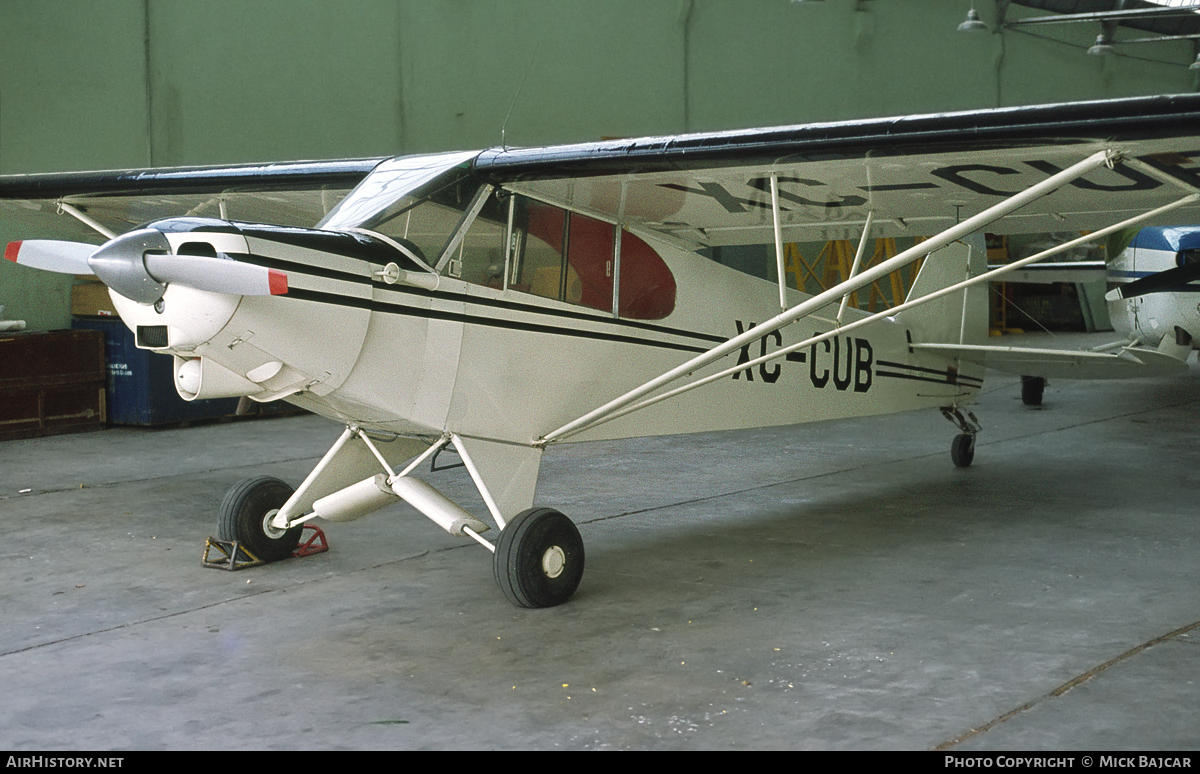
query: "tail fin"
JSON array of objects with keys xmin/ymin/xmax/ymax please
[{"xmin": 897, "ymin": 234, "xmax": 989, "ymax": 346}]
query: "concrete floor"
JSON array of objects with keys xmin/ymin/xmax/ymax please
[{"xmin": 2, "ymin": 336, "xmax": 1199, "ymax": 750}]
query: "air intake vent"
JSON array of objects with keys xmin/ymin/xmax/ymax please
[{"xmin": 136, "ymin": 325, "xmax": 169, "ymax": 349}]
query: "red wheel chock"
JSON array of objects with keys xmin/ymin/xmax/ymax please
[{"xmin": 293, "ymin": 524, "xmax": 329, "ymax": 558}]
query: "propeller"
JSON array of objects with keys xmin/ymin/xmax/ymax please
[
  {"xmin": 144, "ymin": 253, "xmax": 288, "ymax": 297},
  {"xmin": 6, "ymin": 229, "xmax": 287, "ymax": 303},
  {"xmin": 5, "ymin": 239, "xmax": 97, "ymax": 275},
  {"xmin": 1105, "ymin": 262, "xmax": 1200, "ymax": 301}
]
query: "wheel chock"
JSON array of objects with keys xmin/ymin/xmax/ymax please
[
  {"xmin": 202, "ymin": 538, "xmax": 265, "ymax": 571},
  {"xmin": 202, "ymin": 525, "xmax": 329, "ymax": 570},
  {"xmin": 293, "ymin": 524, "xmax": 329, "ymax": 558}
]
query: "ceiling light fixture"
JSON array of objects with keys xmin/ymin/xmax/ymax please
[{"xmin": 958, "ymin": 8, "xmax": 989, "ymax": 32}]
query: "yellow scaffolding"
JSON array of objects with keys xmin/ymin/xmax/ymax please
[{"xmin": 784, "ymin": 238, "xmax": 926, "ymax": 312}]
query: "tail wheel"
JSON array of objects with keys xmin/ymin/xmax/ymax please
[
  {"xmin": 951, "ymin": 433, "xmax": 975, "ymax": 468},
  {"xmin": 493, "ymin": 507, "xmax": 584, "ymax": 609},
  {"xmin": 218, "ymin": 476, "xmax": 303, "ymax": 562}
]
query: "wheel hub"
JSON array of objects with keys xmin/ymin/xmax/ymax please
[
  {"xmin": 262, "ymin": 509, "xmax": 287, "ymax": 540},
  {"xmin": 542, "ymin": 545, "xmax": 566, "ymax": 578}
]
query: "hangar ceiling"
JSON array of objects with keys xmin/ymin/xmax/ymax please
[{"xmin": 1007, "ymin": 0, "xmax": 1200, "ymax": 35}]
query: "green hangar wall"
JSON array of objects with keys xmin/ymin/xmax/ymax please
[{"xmin": 1, "ymin": 0, "xmax": 1195, "ymax": 330}]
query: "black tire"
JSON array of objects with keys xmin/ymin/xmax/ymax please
[
  {"xmin": 493, "ymin": 507, "xmax": 584, "ymax": 609},
  {"xmin": 1021, "ymin": 375, "xmax": 1045, "ymax": 406},
  {"xmin": 951, "ymin": 433, "xmax": 975, "ymax": 468},
  {"xmin": 217, "ymin": 476, "xmax": 303, "ymax": 563}
]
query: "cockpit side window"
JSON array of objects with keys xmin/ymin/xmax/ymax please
[
  {"xmin": 617, "ymin": 228, "xmax": 676, "ymax": 321},
  {"xmin": 442, "ymin": 187, "xmax": 509, "ymax": 287}
]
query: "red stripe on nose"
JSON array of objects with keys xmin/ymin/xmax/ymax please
[{"xmin": 268, "ymin": 269, "xmax": 288, "ymax": 295}]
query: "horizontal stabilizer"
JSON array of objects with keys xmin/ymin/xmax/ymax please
[
  {"xmin": 988, "ymin": 261, "xmax": 1106, "ymax": 285},
  {"xmin": 912, "ymin": 342, "xmax": 1188, "ymax": 379}
]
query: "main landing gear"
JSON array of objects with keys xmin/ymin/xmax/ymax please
[
  {"xmin": 215, "ymin": 428, "xmax": 585, "ymax": 609},
  {"xmin": 217, "ymin": 476, "xmax": 304, "ymax": 562},
  {"xmin": 494, "ymin": 507, "xmax": 585, "ymax": 609}
]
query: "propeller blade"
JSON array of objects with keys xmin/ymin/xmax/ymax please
[
  {"xmin": 143, "ymin": 253, "xmax": 288, "ymax": 296},
  {"xmin": 1107, "ymin": 262, "xmax": 1200, "ymax": 300},
  {"xmin": 4, "ymin": 240, "xmax": 97, "ymax": 275}
]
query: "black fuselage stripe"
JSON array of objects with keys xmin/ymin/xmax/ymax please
[
  {"xmin": 877, "ymin": 359, "xmax": 983, "ymax": 385},
  {"xmin": 283, "ymin": 287, "xmax": 713, "ymax": 354},
  {"xmin": 236, "ymin": 252, "xmax": 728, "ymax": 346},
  {"xmin": 876, "ymin": 370, "xmax": 982, "ymax": 387}
]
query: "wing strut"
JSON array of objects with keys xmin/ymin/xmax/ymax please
[
  {"xmin": 838, "ymin": 209, "xmax": 875, "ymax": 326},
  {"xmin": 57, "ymin": 201, "xmax": 116, "ymax": 240},
  {"xmin": 769, "ymin": 172, "xmax": 787, "ymax": 311},
  {"xmin": 538, "ymin": 149, "xmax": 1186, "ymax": 445}
]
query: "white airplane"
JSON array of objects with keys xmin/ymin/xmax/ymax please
[
  {"xmin": 989, "ymin": 222, "xmax": 1200, "ymax": 405},
  {"xmin": 1105, "ymin": 224, "xmax": 1200, "ymax": 356},
  {"xmin": 4, "ymin": 94, "xmax": 1200, "ymax": 608}
]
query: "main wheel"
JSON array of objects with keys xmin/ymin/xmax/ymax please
[
  {"xmin": 493, "ymin": 507, "xmax": 584, "ymax": 609},
  {"xmin": 217, "ymin": 476, "xmax": 303, "ymax": 562},
  {"xmin": 951, "ymin": 433, "xmax": 975, "ymax": 468}
]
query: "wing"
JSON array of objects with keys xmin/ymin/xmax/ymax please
[
  {"xmin": 0, "ymin": 157, "xmax": 386, "ymax": 241},
  {"xmin": 474, "ymin": 94, "xmax": 1200, "ymax": 248}
]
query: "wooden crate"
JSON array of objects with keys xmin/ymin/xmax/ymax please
[{"xmin": 0, "ymin": 329, "xmax": 106, "ymax": 441}]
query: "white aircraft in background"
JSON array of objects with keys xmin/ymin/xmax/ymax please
[
  {"xmin": 4, "ymin": 94, "xmax": 1200, "ymax": 607},
  {"xmin": 992, "ymin": 223, "xmax": 1200, "ymax": 405},
  {"xmin": 1106, "ymin": 224, "xmax": 1200, "ymax": 355}
]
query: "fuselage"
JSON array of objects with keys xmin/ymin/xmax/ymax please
[{"xmin": 106, "ymin": 153, "xmax": 985, "ymax": 446}]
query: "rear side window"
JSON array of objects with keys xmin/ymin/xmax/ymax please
[{"xmin": 509, "ymin": 196, "xmax": 675, "ymax": 320}]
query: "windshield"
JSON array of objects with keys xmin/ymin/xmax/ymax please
[{"xmin": 318, "ymin": 150, "xmax": 479, "ymax": 234}]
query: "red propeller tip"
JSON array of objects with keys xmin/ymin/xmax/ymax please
[
  {"xmin": 4, "ymin": 242, "xmax": 21, "ymax": 262},
  {"xmin": 268, "ymin": 269, "xmax": 288, "ymax": 295}
]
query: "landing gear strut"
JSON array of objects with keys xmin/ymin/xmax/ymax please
[{"xmin": 217, "ymin": 428, "xmax": 586, "ymax": 607}]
